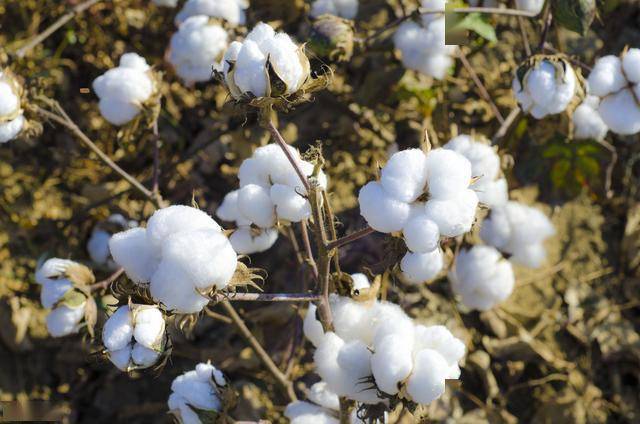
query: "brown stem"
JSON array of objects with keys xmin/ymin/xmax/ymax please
[
  {"xmin": 492, "ymin": 107, "xmax": 521, "ymax": 145},
  {"xmin": 326, "ymin": 226, "xmax": 375, "ymax": 250},
  {"xmin": 286, "ymin": 226, "xmax": 305, "ymax": 266},
  {"xmin": 151, "ymin": 119, "xmax": 163, "ymax": 206},
  {"xmin": 221, "ymin": 300, "xmax": 297, "ymax": 402},
  {"xmin": 537, "ymin": 6, "xmax": 553, "ymax": 52},
  {"xmin": 89, "ymin": 268, "xmax": 124, "ymax": 291},
  {"xmin": 322, "ymin": 190, "xmax": 342, "ymax": 274},
  {"xmin": 458, "ymin": 49, "xmax": 505, "ymax": 124},
  {"xmin": 517, "ymin": 15, "xmax": 532, "ymax": 57},
  {"xmin": 339, "ymin": 398, "xmax": 354, "ymax": 424},
  {"xmin": 213, "ymin": 292, "xmax": 321, "ymax": 302},
  {"xmin": 15, "ymin": 0, "xmax": 103, "ymax": 58},
  {"xmin": 300, "ymin": 220, "xmax": 319, "ymax": 281},
  {"xmin": 266, "ymin": 120, "xmax": 310, "ymax": 193},
  {"xmin": 594, "ymin": 138, "xmax": 617, "ymax": 199}
]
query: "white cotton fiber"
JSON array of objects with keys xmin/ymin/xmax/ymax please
[
  {"xmin": 109, "ymin": 227, "xmax": 159, "ymax": 284},
  {"xmin": 0, "ymin": 114, "xmax": 25, "ymax": 144},
  {"xmin": 170, "ymin": 363, "xmax": 224, "ymax": 412},
  {"xmin": 413, "ymin": 324, "xmax": 465, "ymax": 378},
  {"xmin": 406, "ymin": 348, "xmax": 449, "ymax": 404},
  {"xmin": 598, "ymin": 88, "xmax": 640, "ymax": 135},
  {"xmin": 237, "ymin": 184, "xmax": 276, "ymax": 228},
  {"xmin": 358, "ymin": 181, "xmax": 411, "ymax": 233},
  {"xmin": 371, "ymin": 334, "xmax": 414, "ymax": 394},
  {"xmin": 310, "ymin": 0, "xmax": 359, "ymax": 19},
  {"xmin": 46, "ymin": 304, "xmax": 85, "ymax": 337},
  {"xmin": 400, "ymin": 248, "xmax": 443, "ymax": 284},
  {"xmin": 216, "ymin": 190, "xmax": 251, "ymax": 226},
  {"xmin": 514, "ymin": 0, "xmax": 544, "ymax": 14},
  {"xmin": 424, "ymin": 189, "xmax": 478, "ymax": 237},
  {"xmin": 425, "ymin": 148, "xmax": 473, "ymax": 199},
  {"xmin": 350, "ymin": 273, "xmax": 370, "ymax": 292},
  {"xmin": 169, "ymin": 15, "xmax": 229, "ymax": 84},
  {"xmin": 175, "ymin": 0, "xmax": 248, "ymax": 26},
  {"xmin": 146, "ymin": 205, "xmax": 222, "ymax": 253},
  {"xmin": 622, "ymin": 48, "xmax": 640, "ymax": 84},
  {"xmin": 108, "ymin": 345, "xmax": 133, "ymax": 371},
  {"xmin": 329, "ymin": 295, "xmax": 374, "ymax": 344},
  {"xmin": 131, "ymin": 343, "xmax": 160, "ymax": 367},
  {"xmin": 380, "ymin": 148, "xmax": 428, "ymax": 203},
  {"xmin": 304, "ymin": 303, "xmax": 325, "ymax": 348},
  {"xmin": 35, "ymin": 258, "xmax": 77, "ymax": 285},
  {"xmin": 587, "ymin": 55, "xmax": 626, "ymax": 97},
  {"xmin": 0, "ymin": 72, "xmax": 24, "ymax": 144},
  {"xmin": 573, "ymin": 95, "xmax": 608, "ymax": 140},
  {"xmin": 102, "ymin": 305, "xmax": 134, "ymax": 351},
  {"xmin": 133, "ymin": 306, "xmax": 166, "ymax": 348},
  {"xmin": 402, "ymin": 212, "xmax": 440, "ymax": 253},
  {"xmin": 284, "ymin": 401, "xmax": 339, "ymax": 424},
  {"xmin": 0, "ymin": 80, "xmax": 19, "ymax": 117},
  {"xmin": 92, "ymin": 53, "xmax": 154, "ymax": 125},
  {"xmin": 308, "ymin": 381, "xmax": 340, "ymax": 411},
  {"xmin": 40, "ymin": 279, "xmax": 73, "ymax": 309},
  {"xmin": 270, "ymin": 183, "xmax": 311, "ymax": 222},
  {"xmin": 150, "ymin": 260, "xmax": 213, "ymax": 313},
  {"xmin": 229, "ymin": 226, "xmax": 279, "ymax": 255},
  {"xmin": 450, "ymin": 245, "xmax": 515, "ymax": 311}
]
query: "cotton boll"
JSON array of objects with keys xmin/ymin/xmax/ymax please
[
  {"xmin": 87, "ymin": 228, "xmax": 111, "ymax": 265},
  {"xmin": 217, "ymin": 190, "xmax": 251, "ymax": 226},
  {"xmin": 425, "ymin": 149, "xmax": 472, "ymax": 199},
  {"xmin": 311, "ymin": 0, "xmax": 358, "ymax": 19},
  {"xmin": 380, "ymin": 149, "xmax": 428, "ymax": 203},
  {"xmin": 170, "ymin": 366, "xmax": 223, "ymax": 412},
  {"xmin": 109, "ymin": 228, "xmax": 159, "ymax": 284},
  {"xmin": 229, "ymin": 226, "xmax": 279, "ymax": 255},
  {"xmin": 400, "ymin": 249, "xmax": 443, "ymax": 284},
  {"xmin": 598, "ymin": 88, "xmax": 640, "ymax": 135},
  {"xmin": 358, "ymin": 181, "xmax": 411, "ymax": 233},
  {"xmin": 133, "ymin": 307, "xmax": 165, "ymax": 349},
  {"xmin": 35, "ymin": 258, "xmax": 77, "ymax": 285},
  {"xmin": 0, "ymin": 115, "xmax": 25, "ymax": 143},
  {"xmin": 150, "ymin": 260, "xmax": 211, "ymax": 313},
  {"xmin": 234, "ymin": 39, "xmax": 268, "ymax": 97},
  {"xmin": 510, "ymin": 242, "xmax": 547, "ymax": 268},
  {"xmin": 131, "ymin": 343, "xmax": 161, "ymax": 367},
  {"xmin": 450, "ymin": 245, "xmax": 515, "ymax": 311},
  {"xmin": 330, "ymin": 295, "xmax": 373, "ymax": 343},
  {"xmin": 46, "ymin": 304, "xmax": 85, "ymax": 337},
  {"xmin": 102, "ymin": 305, "xmax": 134, "ymax": 352},
  {"xmin": 587, "ymin": 55, "xmax": 627, "ymax": 97},
  {"xmin": 402, "ymin": 213, "xmax": 440, "ymax": 253},
  {"xmin": 406, "ymin": 349, "xmax": 449, "ymax": 404},
  {"xmin": 351, "ymin": 273, "xmax": 370, "ymax": 292},
  {"xmin": 237, "ymin": 184, "xmax": 276, "ymax": 228},
  {"xmin": 108, "ymin": 345, "xmax": 133, "ymax": 371},
  {"xmin": 41, "ymin": 279, "xmax": 73, "ymax": 309},
  {"xmin": 479, "ymin": 207, "xmax": 511, "ymax": 250},
  {"xmin": 514, "ymin": 60, "xmax": 577, "ymax": 118},
  {"xmin": 304, "ymin": 303, "xmax": 325, "ymax": 347},
  {"xmin": 444, "ymin": 135, "xmax": 501, "ymax": 187},
  {"xmin": 261, "ymin": 33, "xmax": 306, "ymax": 95},
  {"xmin": 285, "ymin": 401, "xmax": 339, "ymax": 424},
  {"xmin": 573, "ymin": 95, "xmax": 609, "ymax": 140},
  {"xmin": 238, "ymin": 157, "xmax": 271, "ymax": 188},
  {"xmin": 413, "ymin": 325, "xmax": 465, "ymax": 377},
  {"xmin": 514, "ymin": 0, "xmax": 544, "ymax": 14},
  {"xmin": 159, "ymin": 229, "xmax": 237, "ymax": 290},
  {"xmin": 622, "ymin": 48, "xmax": 640, "ymax": 84},
  {"xmin": 175, "ymin": 0, "xmax": 248, "ymax": 26},
  {"xmin": 308, "ymin": 381, "xmax": 341, "ymax": 411},
  {"xmin": 270, "ymin": 184, "xmax": 311, "ymax": 222},
  {"xmin": 424, "ymin": 189, "xmax": 478, "ymax": 237},
  {"xmin": 0, "ymin": 80, "xmax": 19, "ymax": 117},
  {"xmin": 146, "ymin": 205, "xmax": 222, "ymax": 254},
  {"xmin": 169, "ymin": 16, "xmax": 229, "ymax": 84},
  {"xmin": 477, "ymin": 178, "xmax": 509, "ymax": 209},
  {"xmin": 371, "ymin": 334, "xmax": 414, "ymax": 395},
  {"xmin": 97, "ymin": 98, "xmax": 141, "ymax": 126}
]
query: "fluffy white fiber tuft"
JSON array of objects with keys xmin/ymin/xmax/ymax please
[
  {"xmin": 175, "ymin": 0, "xmax": 248, "ymax": 26},
  {"xmin": 310, "ymin": 0, "xmax": 359, "ymax": 19},
  {"xmin": 168, "ymin": 362, "xmax": 226, "ymax": 424},
  {"xmin": 0, "ymin": 71, "xmax": 25, "ymax": 144}
]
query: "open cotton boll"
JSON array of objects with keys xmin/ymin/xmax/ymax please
[
  {"xmin": 46, "ymin": 304, "xmax": 85, "ymax": 337},
  {"xmin": 109, "ymin": 228, "xmax": 159, "ymax": 284},
  {"xmin": 131, "ymin": 343, "xmax": 160, "ymax": 368},
  {"xmin": 35, "ymin": 258, "xmax": 78, "ymax": 285},
  {"xmin": 0, "ymin": 72, "xmax": 24, "ymax": 144},
  {"xmin": 402, "ymin": 213, "xmax": 440, "ymax": 253},
  {"xmin": 175, "ymin": 0, "xmax": 248, "ymax": 26},
  {"xmin": 109, "ymin": 345, "xmax": 133, "ymax": 371},
  {"xmin": 169, "ymin": 15, "xmax": 229, "ymax": 84},
  {"xmin": 284, "ymin": 401, "xmax": 339, "ymax": 424},
  {"xmin": 424, "ymin": 189, "xmax": 478, "ymax": 237},
  {"xmin": 159, "ymin": 229, "xmax": 237, "ymax": 290},
  {"xmin": 573, "ymin": 95, "xmax": 609, "ymax": 140},
  {"xmin": 425, "ymin": 149, "xmax": 473, "ymax": 200},
  {"xmin": 587, "ymin": 55, "xmax": 626, "ymax": 97},
  {"xmin": 413, "ymin": 325, "xmax": 465, "ymax": 378},
  {"xmin": 237, "ymin": 184, "xmax": 276, "ymax": 228},
  {"xmin": 514, "ymin": 0, "xmax": 544, "ymax": 14},
  {"xmin": 0, "ymin": 114, "xmax": 25, "ymax": 143},
  {"xmin": 351, "ymin": 273, "xmax": 370, "ymax": 292},
  {"xmin": 229, "ymin": 226, "xmax": 278, "ymax": 254},
  {"xmin": 270, "ymin": 184, "xmax": 311, "ymax": 222},
  {"xmin": 513, "ymin": 59, "xmax": 577, "ymax": 119},
  {"xmin": 92, "ymin": 53, "xmax": 154, "ymax": 125},
  {"xmin": 406, "ymin": 348, "xmax": 449, "ymax": 404},
  {"xmin": 371, "ymin": 334, "xmax": 414, "ymax": 395},
  {"xmin": 146, "ymin": 205, "xmax": 222, "ymax": 253},
  {"xmin": 87, "ymin": 228, "xmax": 111, "ymax": 265},
  {"xmin": 169, "ymin": 363, "xmax": 224, "ymax": 421},
  {"xmin": 598, "ymin": 88, "xmax": 640, "ymax": 135},
  {"xmin": 0, "ymin": 79, "xmax": 20, "ymax": 117},
  {"xmin": 476, "ymin": 178, "xmax": 509, "ymax": 209},
  {"xmin": 310, "ymin": 0, "xmax": 359, "ymax": 19},
  {"xmin": 400, "ymin": 248, "xmax": 443, "ymax": 284},
  {"xmin": 380, "ymin": 149, "xmax": 428, "ymax": 203},
  {"xmin": 150, "ymin": 261, "xmax": 211, "ymax": 313},
  {"xmin": 358, "ymin": 181, "xmax": 411, "ymax": 233},
  {"xmin": 304, "ymin": 303, "xmax": 325, "ymax": 347},
  {"xmin": 133, "ymin": 307, "xmax": 166, "ymax": 349},
  {"xmin": 216, "ymin": 190, "xmax": 251, "ymax": 226},
  {"xmin": 622, "ymin": 48, "xmax": 640, "ymax": 84},
  {"xmin": 40, "ymin": 280, "xmax": 73, "ymax": 309},
  {"xmin": 510, "ymin": 242, "xmax": 547, "ymax": 268},
  {"xmin": 329, "ymin": 295, "xmax": 375, "ymax": 344},
  {"xmin": 103, "ymin": 305, "xmax": 134, "ymax": 351},
  {"xmin": 308, "ymin": 381, "xmax": 341, "ymax": 411},
  {"xmin": 450, "ymin": 245, "xmax": 515, "ymax": 311}
]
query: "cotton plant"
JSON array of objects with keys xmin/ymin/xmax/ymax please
[
  {"xmin": 514, "ymin": 0, "xmax": 545, "ymax": 15},
  {"xmin": 102, "ymin": 304, "xmax": 167, "ymax": 371},
  {"xmin": 0, "ymin": 70, "xmax": 25, "ymax": 144},
  {"xmin": 87, "ymin": 214, "xmax": 138, "ymax": 269},
  {"xmin": 449, "ymin": 245, "xmax": 515, "ymax": 311},
  {"xmin": 310, "ymin": 0, "xmax": 359, "ymax": 20},
  {"xmin": 285, "ymin": 382, "xmax": 370, "ymax": 423},
  {"xmin": 480, "ymin": 201, "xmax": 555, "ymax": 269},
  {"xmin": 572, "ymin": 95, "xmax": 609, "ymax": 141},
  {"xmin": 513, "ymin": 56, "xmax": 578, "ymax": 119},
  {"xmin": 443, "ymin": 134, "xmax": 509, "ymax": 209},
  {"xmin": 586, "ymin": 48, "xmax": 640, "ymax": 135},
  {"xmin": 168, "ymin": 15, "xmax": 229, "ymax": 84},
  {"xmin": 358, "ymin": 147, "xmax": 479, "ymax": 284},
  {"xmin": 108, "ymin": 205, "xmax": 238, "ymax": 313},
  {"xmin": 35, "ymin": 258, "xmax": 97, "ymax": 338},
  {"xmin": 304, "ymin": 274, "xmax": 465, "ymax": 416},
  {"xmin": 92, "ymin": 53, "xmax": 158, "ymax": 126},
  {"xmin": 393, "ymin": 0, "xmax": 456, "ymax": 80},
  {"xmin": 168, "ymin": 362, "xmax": 235, "ymax": 424},
  {"xmin": 216, "ymin": 143, "xmax": 327, "ymax": 254},
  {"xmin": 175, "ymin": 0, "xmax": 248, "ymax": 26}
]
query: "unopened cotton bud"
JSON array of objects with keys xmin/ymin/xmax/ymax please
[
  {"xmin": 400, "ymin": 248, "xmax": 443, "ymax": 284},
  {"xmin": 358, "ymin": 181, "xmax": 411, "ymax": 233},
  {"xmin": 175, "ymin": 0, "xmax": 248, "ymax": 26}
]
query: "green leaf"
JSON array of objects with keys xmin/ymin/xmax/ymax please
[
  {"xmin": 451, "ymin": 13, "xmax": 497, "ymax": 43},
  {"xmin": 543, "ymin": 144, "xmax": 571, "ymax": 159},
  {"xmin": 576, "ymin": 155, "xmax": 600, "ymax": 178},
  {"xmin": 552, "ymin": 0, "xmax": 597, "ymax": 35},
  {"xmin": 551, "ymin": 160, "xmax": 571, "ymax": 189}
]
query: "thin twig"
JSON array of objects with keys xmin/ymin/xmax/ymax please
[
  {"xmin": 221, "ymin": 300, "xmax": 297, "ymax": 402},
  {"xmin": 89, "ymin": 268, "xmax": 124, "ymax": 291},
  {"xmin": 286, "ymin": 226, "xmax": 305, "ymax": 266},
  {"xmin": 322, "ymin": 190, "xmax": 342, "ymax": 274},
  {"xmin": 517, "ymin": 16, "xmax": 532, "ymax": 57},
  {"xmin": 326, "ymin": 226, "xmax": 375, "ymax": 250},
  {"xmin": 458, "ymin": 49, "xmax": 505, "ymax": 124},
  {"xmin": 301, "ymin": 219, "xmax": 319, "ymax": 281},
  {"xmin": 492, "ymin": 107, "xmax": 521, "ymax": 145},
  {"xmin": 537, "ymin": 6, "xmax": 553, "ymax": 52},
  {"xmin": 594, "ymin": 138, "xmax": 618, "ymax": 199},
  {"xmin": 213, "ymin": 292, "xmax": 321, "ymax": 302},
  {"xmin": 151, "ymin": 119, "xmax": 163, "ymax": 206},
  {"xmin": 266, "ymin": 120, "xmax": 310, "ymax": 193},
  {"xmin": 15, "ymin": 0, "xmax": 103, "ymax": 58}
]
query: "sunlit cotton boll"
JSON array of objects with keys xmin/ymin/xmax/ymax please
[
  {"xmin": 87, "ymin": 214, "xmax": 137, "ymax": 269},
  {"xmin": 175, "ymin": 0, "xmax": 248, "ymax": 26},
  {"xmin": 400, "ymin": 248, "xmax": 443, "ymax": 284},
  {"xmin": 310, "ymin": 0, "xmax": 359, "ymax": 20},
  {"xmin": 102, "ymin": 304, "xmax": 166, "ymax": 371},
  {"xmin": 0, "ymin": 71, "xmax": 25, "ymax": 144},
  {"xmin": 450, "ymin": 245, "xmax": 515, "ymax": 311},
  {"xmin": 513, "ymin": 59, "xmax": 577, "ymax": 119},
  {"xmin": 358, "ymin": 181, "xmax": 411, "ymax": 233},
  {"xmin": 514, "ymin": 0, "xmax": 544, "ymax": 14},
  {"xmin": 46, "ymin": 305, "xmax": 86, "ymax": 338},
  {"xmin": 92, "ymin": 53, "xmax": 155, "ymax": 125},
  {"xmin": 169, "ymin": 15, "xmax": 229, "ymax": 84},
  {"xmin": 572, "ymin": 95, "xmax": 609, "ymax": 140},
  {"xmin": 168, "ymin": 362, "xmax": 227, "ymax": 424},
  {"xmin": 229, "ymin": 226, "xmax": 279, "ymax": 255},
  {"xmin": 223, "ymin": 22, "xmax": 310, "ymax": 99},
  {"xmin": 480, "ymin": 201, "xmax": 555, "ymax": 268}
]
